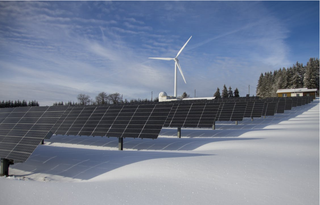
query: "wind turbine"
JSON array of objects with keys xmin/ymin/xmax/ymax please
[{"xmin": 149, "ymin": 36, "xmax": 192, "ymax": 97}]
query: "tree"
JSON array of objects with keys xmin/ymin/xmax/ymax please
[
  {"xmin": 304, "ymin": 58, "xmax": 319, "ymax": 89},
  {"xmin": 278, "ymin": 68, "xmax": 287, "ymax": 89},
  {"xmin": 214, "ymin": 87, "xmax": 221, "ymax": 99},
  {"xmin": 234, "ymin": 88, "xmax": 239, "ymax": 97},
  {"xmin": 256, "ymin": 73, "xmax": 264, "ymax": 97},
  {"xmin": 181, "ymin": 92, "xmax": 189, "ymax": 98},
  {"xmin": 107, "ymin": 93, "xmax": 123, "ymax": 104},
  {"xmin": 96, "ymin": 92, "xmax": 108, "ymax": 105},
  {"xmin": 228, "ymin": 86, "xmax": 233, "ymax": 98},
  {"xmin": 290, "ymin": 62, "xmax": 304, "ymax": 88},
  {"xmin": 77, "ymin": 94, "xmax": 91, "ymax": 105},
  {"xmin": 222, "ymin": 85, "xmax": 228, "ymax": 98}
]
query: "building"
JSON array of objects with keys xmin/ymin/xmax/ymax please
[
  {"xmin": 276, "ymin": 88, "xmax": 318, "ymax": 99},
  {"xmin": 158, "ymin": 92, "xmax": 215, "ymax": 102}
]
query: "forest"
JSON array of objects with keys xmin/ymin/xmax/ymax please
[
  {"xmin": 256, "ymin": 58, "xmax": 319, "ymax": 98},
  {"xmin": 0, "ymin": 100, "xmax": 39, "ymax": 108}
]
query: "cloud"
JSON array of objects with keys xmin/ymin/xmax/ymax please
[{"xmin": 0, "ymin": 1, "xmax": 317, "ymax": 105}]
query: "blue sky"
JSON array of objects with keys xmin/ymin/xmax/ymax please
[{"xmin": 0, "ymin": 1, "xmax": 319, "ymax": 106}]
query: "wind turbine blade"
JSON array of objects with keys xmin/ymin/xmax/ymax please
[
  {"xmin": 149, "ymin": 57, "xmax": 174, "ymax": 61},
  {"xmin": 175, "ymin": 36, "xmax": 192, "ymax": 58},
  {"xmin": 176, "ymin": 62, "xmax": 187, "ymax": 84}
]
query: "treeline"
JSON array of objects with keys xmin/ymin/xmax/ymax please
[
  {"xmin": 257, "ymin": 58, "xmax": 319, "ymax": 98},
  {"xmin": 0, "ymin": 100, "xmax": 39, "ymax": 108},
  {"xmin": 213, "ymin": 85, "xmax": 240, "ymax": 99},
  {"xmin": 53, "ymin": 92, "xmax": 159, "ymax": 106}
]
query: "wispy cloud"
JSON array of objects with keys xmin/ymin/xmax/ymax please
[{"xmin": 0, "ymin": 1, "xmax": 318, "ymax": 105}]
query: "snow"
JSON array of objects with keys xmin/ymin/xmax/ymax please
[{"xmin": 0, "ymin": 99, "xmax": 319, "ymax": 205}]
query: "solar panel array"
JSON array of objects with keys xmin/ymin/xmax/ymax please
[
  {"xmin": 164, "ymin": 102, "xmax": 221, "ymax": 128},
  {"xmin": 0, "ymin": 104, "xmax": 172, "ymax": 163},
  {"xmin": 0, "ymin": 96, "xmax": 314, "ymax": 166},
  {"xmin": 0, "ymin": 106, "xmax": 63, "ymax": 162}
]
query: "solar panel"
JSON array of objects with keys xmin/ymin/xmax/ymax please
[
  {"xmin": 198, "ymin": 103, "xmax": 221, "ymax": 128},
  {"xmin": 284, "ymin": 98, "xmax": 292, "ymax": 110},
  {"xmin": 52, "ymin": 107, "xmax": 73, "ymax": 135},
  {"xmin": 301, "ymin": 97, "xmax": 306, "ymax": 106},
  {"xmin": 78, "ymin": 107, "xmax": 103, "ymax": 136},
  {"xmin": 296, "ymin": 98, "xmax": 302, "ymax": 106},
  {"xmin": 216, "ymin": 103, "xmax": 235, "ymax": 121},
  {"xmin": 231, "ymin": 102, "xmax": 247, "ymax": 121},
  {"xmin": 251, "ymin": 101, "xmax": 265, "ymax": 118},
  {"xmin": 163, "ymin": 104, "xmax": 178, "ymax": 127},
  {"xmin": 170, "ymin": 104, "xmax": 192, "ymax": 128},
  {"xmin": 106, "ymin": 105, "xmax": 136, "ymax": 138},
  {"xmin": 244, "ymin": 102, "xmax": 254, "ymax": 118},
  {"xmin": 276, "ymin": 99, "xmax": 286, "ymax": 113},
  {"xmin": 264, "ymin": 102, "xmax": 277, "ymax": 116},
  {"xmin": 133, "ymin": 104, "xmax": 171, "ymax": 139},
  {"xmin": 183, "ymin": 103, "xmax": 205, "ymax": 128},
  {"xmin": 163, "ymin": 102, "xmax": 219, "ymax": 129},
  {"xmin": 0, "ymin": 106, "xmax": 58, "ymax": 163},
  {"xmin": 0, "ymin": 96, "xmax": 314, "ymax": 175}
]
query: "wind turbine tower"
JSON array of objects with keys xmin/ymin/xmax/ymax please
[{"xmin": 149, "ymin": 36, "xmax": 192, "ymax": 97}]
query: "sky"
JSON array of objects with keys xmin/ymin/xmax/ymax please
[{"xmin": 0, "ymin": 1, "xmax": 319, "ymax": 106}]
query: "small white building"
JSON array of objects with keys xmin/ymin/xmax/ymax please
[
  {"xmin": 276, "ymin": 88, "xmax": 317, "ymax": 99},
  {"xmin": 158, "ymin": 92, "xmax": 215, "ymax": 102}
]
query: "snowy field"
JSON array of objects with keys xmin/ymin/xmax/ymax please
[{"xmin": 1, "ymin": 99, "xmax": 319, "ymax": 205}]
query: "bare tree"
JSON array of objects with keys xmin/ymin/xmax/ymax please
[
  {"xmin": 96, "ymin": 92, "xmax": 108, "ymax": 105},
  {"xmin": 77, "ymin": 94, "xmax": 91, "ymax": 105},
  {"xmin": 107, "ymin": 93, "xmax": 123, "ymax": 104}
]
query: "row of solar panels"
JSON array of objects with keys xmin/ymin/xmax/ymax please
[{"xmin": 0, "ymin": 96, "xmax": 314, "ymax": 163}]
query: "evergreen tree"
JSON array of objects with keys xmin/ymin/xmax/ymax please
[
  {"xmin": 228, "ymin": 86, "xmax": 233, "ymax": 98},
  {"xmin": 234, "ymin": 88, "xmax": 239, "ymax": 97},
  {"xmin": 304, "ymin": 58, "xmax": 319, "ymax": 89},
  {"xmin": 256, "ymin": 58, "xmax": 319, "ymax": 97},
  {"xmin": 222, "ymin": 85, "xmax": 228, "ymax": 98},
  {"xmin": 286, "ymin": 68, "xmax": 294, "ymax": 88},
  {"xmin": 214, "ymin": 87, "xmax": 221, "ymax": 99},
  {"xmin": 279, "ymin": 68, "xmax": 288, "ymax": 89},
  {"xmin": 256, "ymin": 73, "xmax": 264, "ymax": 97}
]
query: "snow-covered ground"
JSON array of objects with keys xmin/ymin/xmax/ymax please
[{"xmin": 1, "ymin": 99, "xmax": 319, "ymax": 205}]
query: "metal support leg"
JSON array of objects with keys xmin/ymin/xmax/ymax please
[
  {"xmin": 235, "ymin": 121, "xmax": 238, "ymax": 125},
  {"xmin": 177, "ymin": 127, "xmax": 181, "ymax": 138},
  {"xmin": 251, "ymin": 117, "xmax": 253, "ymax": 121},
  {"xmin": 118, "ymin": 137, "xmax": 123, "ymax": 150},
  {"xmin": 1, "ymin": 158, "xmax": 12, "ymax": 176},
  {"xmin": 212, "ymin": 121, "xmax": 215, "ymax": 130}
]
